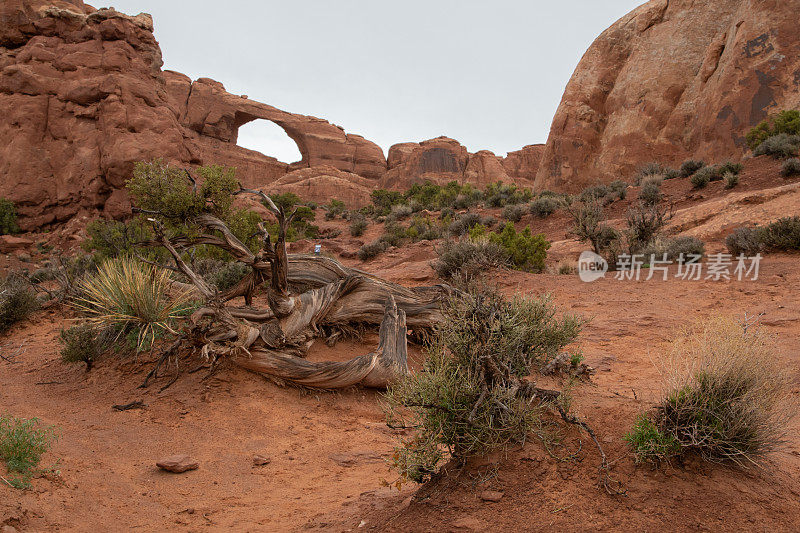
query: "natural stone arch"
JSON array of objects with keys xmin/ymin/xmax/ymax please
[{"xmin": 234, "ymin": 116, "xmax": 304, "ymax": 164}]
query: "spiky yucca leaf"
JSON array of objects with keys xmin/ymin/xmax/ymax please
[{"xmin": 73, "ymin": 256, "xmax": 193, "ymax": 351}]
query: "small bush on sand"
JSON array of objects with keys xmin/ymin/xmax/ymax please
[
  {"xmin": 626, "ymin": 202, "xmax": 669, "ymax": 251},
  {"xmin": 529, "ymin": 196, "xmax": 560, "ymax": 218},
  {"xmin": 781, "ymin": 158, "xmax": 800, "ymax": 177},
  {"xmin": 625, "ymin": 317, "xmax": 793, "ymax": 465},
  {"xmin": 753, "ymin": 133, "xmax": 800, "ymax": 159},
  {"xmin": 432, "ymin": 239, "xmax": 509, "ymax": 281},
  {"xmin": 0, "ymin": 275, "xmax": 39, "ymax": 333},
  {"xmin": 323, "ymin": 199, "xmax": 346, "ymax": 220},
  {"xmin": 502, "ymin": 204, "xmax": 526, "ymax": 222},
  {"xmin": 59, "ymin": 323, "xmax": 109, "ymax": 370},
  {"xmin": 484, "ymin": 182, "xmax": 532, "ymax": 207},
  {"xmin": 208, "ymin": 261, "xmax": 250, "ymax": 292},
  {"xmin": 357, "ymin": 240, "xmax": 389, "ymax": 261},
  {"xmin": 679, "ymin": 159, "xmax": 705, "ymax": 178},
  {"xmin": 485, "ymin": 223, "xmax": 550, "ymax": 273},
  {"xmin": 761, "ymin": 216, "xmax": 800, "ymax": 251},
  {"xmin": 0, "ymin": 198, "xmax": 20, "ymax": 235},
  {"xmin": 349, "ymin": 217, "xmax": 368, "ymax": 237},
  {"xmin": 725, "ymin": 227, "xmax": 764, "ymax": 256},
  {"xmin": 640, "ymin": 235, "xmax": 705, "ymax": 262},
  {"xmin": 73, "ymin": 257, "xmax": 194, "ymax": 352},
  {"xmin": 638, "ymin": 179, "xmax": 662, "ymax": 206},
  {"xmin": 746, "ymin": 110, "xmax": 800, "ymax": 150},
  {"xmin": 384, "ymin": 286, "xmax": 582, "ymax": 482},
  {"xmin": 690, "ymin": 168, "xmax": 712, "ymax": 188},
  {"xmin": 0, "ymin": 414, "xmax": 58, "ymax": 489},
  {"xmin": 448, "ymin": 212, "xmax": 496, "ymax": 237},
  {"xmin": 723, "ymin": 171, "xmax": 739, "ymax": 189}
]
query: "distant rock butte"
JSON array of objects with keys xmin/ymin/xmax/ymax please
[{"xmin": 535, "ymin": 0, "xmax": 800, "ymax": 192}]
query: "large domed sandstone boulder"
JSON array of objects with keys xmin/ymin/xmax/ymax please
[
  {"xmin": 266, "ymin": 166, "xmax": 375, "ymax": 208},
  {"xmin": 0, "ymin": 1, "xmax": 386, "ymax": 229},
  {"xmin": 380, "ymin": 137, "xmax": 516, "ymax": 190},
  {"xmin": 535, "ymin": 0, "xmax": 800, "ymax": 192}
]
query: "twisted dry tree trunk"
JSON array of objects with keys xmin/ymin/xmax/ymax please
[{"xmin": 142, "ymin": 188, "xmax": 451, "ymax": 389}]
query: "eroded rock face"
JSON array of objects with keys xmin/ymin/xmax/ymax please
[
  {"xmin": 380, "ymin": 137, "xmax": 517, "ymax": 190},
  {"xmin": 0, "ymin": 0, "xmax": 386, "ymax": 228},
  {"xmin": 535, "ymin": 0, "xmax": 800, "ymax": 192},
  {"xmin": 502, "ymin": 144, "xmax": 544, "ymax": 185},
  {"xmin": 266, "ymin": 165, "xmax": 376, "ymax": 208}
]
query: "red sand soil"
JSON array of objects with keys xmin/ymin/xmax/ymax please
[{"xmin": 2, "ymin": 157, "xmax": 800, "ymax": 531}]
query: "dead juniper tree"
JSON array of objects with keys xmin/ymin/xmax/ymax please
[{"xmin": 121, "ymin": 161, "xmax": 453, "ymax": 389}]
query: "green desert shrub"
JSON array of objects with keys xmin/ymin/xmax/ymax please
[
  {"xmin": 528, "ymin": 196, "xmax": 560, "ymax": 218},
  {"xmin": 448, "ymin": 212, "xmax": 496, "ymax": 237},
  {"xmin": 480, "ymin": 222, "xmax": 550, "ymax": 273},
  {"xmin": 567, "ymin": 199, "xmax": 621, "ymax": 257},
  {"xmin": 626, "ymin": 202, "xmax": 669, "ymax": 252},
  {"xmin": 432, "ymin": 239, "xmax": 509, "ymax": 280},
  {"xmin": 679, "ymin": 159, "xmax": 705, "ymax": 178},
  {"xmin": 323, "ymin": 199, "xmax": 347, "ymax": 220},
  {"xmin": 370, "ymin": 189, "xmax": 406, "ymax": 215},
  {"xmin": 387, "ymin": 203, "xmax": 413, "ymax": 222},
  {"xmin": 484, "ymin": 182, "xmax": 532, "ymax": 207},
  {"xmin": 761, "ymin": 216, "xmax": 800, "ymax": 251},
  {"xmin": 349, "ymin": 217, "xmax": 368, "ymax": 237},
  {"xmin": 638, "ymin": 179, "xmax": 663, "ymax": 206},
  {"xmin": 626, "ymin": 317, "xmax": 792, "ymax": 465},
  {"xmin": 59, "ymin": 323, "xmax": 109, "ymax": 370},
  {"xmin": 725, "ymin": 227, "xmax": 764, "ymax": 256},
  {"xmin": 0, "ymin": 275, "xmax": 38, "ymax": 333},
  {"xmin": 357, "ymin": 240, "xmax": 389, "ymax": 261},
  {"xmin": 73, "ymin": 257, "xmax": 194, "ymax": 352},
  {"xmin": 0, "ymin": 198, "xmax": 20, "ymax": 235},
  {"xmin": 384, "ymin": 286, "xmax": 582, "ymax": 482},
  {"xmin": 690, "ymin": 169, "xmax": 711, "ymax": 188},
  {"xmin": 83, "ymin": 218, "xmax": 156, "ymax": 260},
  {"xmin": 502, "ymin": 204, "xmax": 526, "ymax": 223},
  {"xmin": 746, "ymin": 109, "xmax": 800, "ymax": 151},
  {"xmin": 207, "ymin": 260, "xmax": 250, "ymax": 291},
  {"xmin": 0, "ymin": 414, "xmax": 58, "ymax": 489},
  {"xmin": 781, "ymin": 158, "xmax": 800, "ymax": 177}
]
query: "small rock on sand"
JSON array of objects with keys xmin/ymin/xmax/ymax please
[{"xmin": 156, "ymin": 455, "xmax": 198, "ymax": 473}]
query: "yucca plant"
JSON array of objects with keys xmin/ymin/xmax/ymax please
[{"xmin": 73, "ymin": 256, "xmax": 194, "ymax": 351}]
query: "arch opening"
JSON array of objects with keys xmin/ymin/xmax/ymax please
[{"xmin": 236, "ymin": 119, "xmax": 303, "ymax": 164}]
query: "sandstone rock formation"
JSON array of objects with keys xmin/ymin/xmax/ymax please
[
  {"xmin": 502, "ymin": 144, "xmax": 544, "ymax": 184},
  {"xmin": 380, "ymin": 137, "xmax": 517, "ymax": 190},
  {"xmin": 535, "ymin": 0, "xmax": 800, "ymax": 192},
  {"xmin": 0, "ymin": 0, "xmax": 386, "ymax": 228},
  {"xmin": 266, "ymin": 165, "xmax": 375, "ymax": 208}
]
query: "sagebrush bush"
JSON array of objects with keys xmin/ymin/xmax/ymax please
[
  {"xmin": 679, "ymin": 159, "xmax": 705, "ymax": 178},
  {"xmin": 323, "ymin": 199, "xmax": 347, "ymax": 220},
  {"xmin": 357, "ymin": 240, "xmax": 389, "ymax": 261},
  {"xmin": 638, "ymin": 180, "xmax": 662, "ymax": 206},
  {"xmin": 384, "ymin": 286, "xmax": 582, "ymax": 482},
  {"xmin": 73, "ymin": 257, "xmax": 194, "ymax": 351},
  {"xmin": 753, "ymin": 133, "xmax": 800, "ymax": 159},
  {"xmin": 626, "ymin": 202, "xmax": 669, "ymax": 251},
  {"xmin": 781, "ymin": 158, "xmax": 800, "ymax": 177},
  {"xmin": 349, "ymin": 217, "xmax": 368, "ymax": 237},
  {"xmin": 626, "ymin": 317, "xmax": 793, "ymax": 466},
  {"xmin": 0, "ymin": 198, "xmax": 20, "ymax": 235},
  {"xmin": 0, "ymin": 414, "xmax": 57, "ymax": 489},
  {"xmin": 640, "ymin": 235, "xmax": 705, "ymax": 261},
  {"xmin": 0, "ymin": 275, "xmax": 39, "ymax": 333},
  {"xmin": 502, "ymin": 204, "xmax": 526, "ymax": 222},
  {"xmin": 723, "ymin": 171, "xmax": 739, "ymax": 189},
  {"xmin": 207, "ymin": 261, "xmax": 250, "ymax": 291},
  {"xmin": 60, "ymin": 323, "xmax": 108, "ymax": 370},
  {"xmin": 484, "ymin": 182, "xmax": 532, "ymax": 207},
  {"xmin": 567, "ymin": 199, "xmax": 621, "ymax": 256},
  {"xmin": 725, "ymin": 227, "xmax": 764, "ymax": 256},
  {"xmin": 387, "ymin": 203, "xmax": 413, "ymax": 222},
  {"xmin": 432, "ymin": 239, "xmax": 509, "ymax": 280},
  {"xmin": 690, "ymin": 169, "xmax": 711, "ymax": 189},
  {"xmin": 529, "ymin": 196, "xmax": 560, "ymax": 218},
  {"xmin": 448, "ymin": 212, "xmax": 495, "ymax": 237},
  {"xmin": 761, "ymin": 216, "xmax": 800, "ymax": 250}
]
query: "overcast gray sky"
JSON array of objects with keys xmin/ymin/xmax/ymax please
[{"xmin": 110, "ymin": 0, "xmax": 642, "ymax": 163}]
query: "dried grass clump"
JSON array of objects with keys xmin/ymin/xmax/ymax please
[{"xmin": 626, "ymin": 317, "xmax": 793, "ymax": 466}]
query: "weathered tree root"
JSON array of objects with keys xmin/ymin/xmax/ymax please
[{"xmin": 233, "ymin": 296, "xmax": 408, "ymax": 388}]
